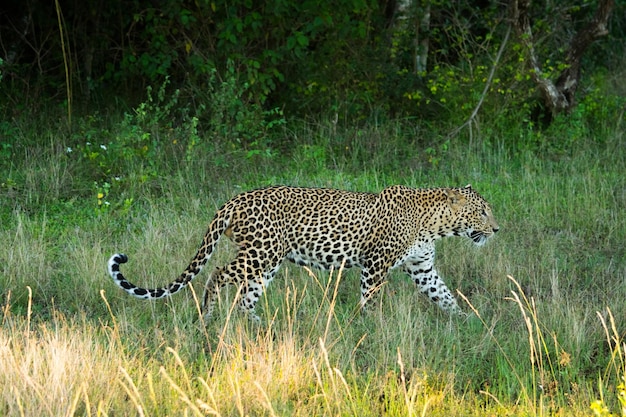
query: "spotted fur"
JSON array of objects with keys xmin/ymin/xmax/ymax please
[{"xmin": 107, "ymin": 184, "xmax": 499, "ymax": 321}]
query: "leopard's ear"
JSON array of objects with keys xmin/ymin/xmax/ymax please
[
  {"xmin": 443, "ymin": 188, "xmax": 466, "ymax": 212},
  {"xmin": 464, "ymin": 184, "xmax": 472, "ymax": 190}
]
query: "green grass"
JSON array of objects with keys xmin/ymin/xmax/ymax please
[{"xmin": 1, "ymin": 108, "xmax": 625, "ymax": 416}]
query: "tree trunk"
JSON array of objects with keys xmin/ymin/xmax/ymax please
[
  {"xmin": 415, "ymin": 2, "xmax": 430, "ymax": 74},
  {"xmin": 390, "ymin": 0, "xmax": 431, "ymax": 75},
  {"xmin": 511, "ymin": 0, "xmax": 614, "ymax": 120}
]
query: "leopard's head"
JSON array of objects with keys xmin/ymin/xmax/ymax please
[{"xmin": 445, "ymin": 185, "xmax": 499, "ymax": 246}]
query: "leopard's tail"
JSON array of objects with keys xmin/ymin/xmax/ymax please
[{"xmin": 107, "ymin": 207, "xmax": 231, "ymax": 301}]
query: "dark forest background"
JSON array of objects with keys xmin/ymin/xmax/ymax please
[{"xmin": 1, "ymin": 0, "xmax": 623, "ymax": 134}]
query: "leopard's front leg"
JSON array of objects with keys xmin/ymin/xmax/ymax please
[{"xmin": 402, "ymin": 257, "xmax": 464, "ymax": 315}]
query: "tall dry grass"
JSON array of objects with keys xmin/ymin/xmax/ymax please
[
  {"xmin": 1, "ymin": 112, "xmax": 625, "ymax": 415},
  {"xmin": 1, "ymin": 291, "xmax": 122, "ymax": 416}
]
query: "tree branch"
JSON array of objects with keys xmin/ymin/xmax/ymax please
[
  {"xmin": 447, "ymin": 25, "xmax": 511, "ymax": 140},
  {"xmin": 555, "ymin": 0, "xmax": 615, "ymax": 106},
  {"xmin": 511, "ymin": 0, "xmax": 615, "ymax": 118}
]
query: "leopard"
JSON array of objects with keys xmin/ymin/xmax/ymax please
[{"xmin": 107, "ymin": 184, "xmax": 499, "ymax": 322}]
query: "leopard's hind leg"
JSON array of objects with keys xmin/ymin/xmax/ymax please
[{"xmin": 201, "ymin": 251, "xmax": 283, "ymax": 323}]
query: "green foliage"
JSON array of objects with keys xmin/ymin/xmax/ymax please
[
  {"xmin": 70, "ymin": 79, "xmax": 196, "ymax": 210},
  {"xmin": 92, "ymin": 0, "xmax": 384, "ymax": 112},
  {"xmin": 2, "ymin": 0, "xmax": 623, "ymax": 133},
  {"xmin": 200, "ymin": 61, "xmax": 286, "ymax": 157},
  {"xmin": 66, "ymin": 74, "xmax": 289, "ymax": 214},
  {"xmin": 0, "ymin": 122, "xmax": 16, "ymax": 163}
]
